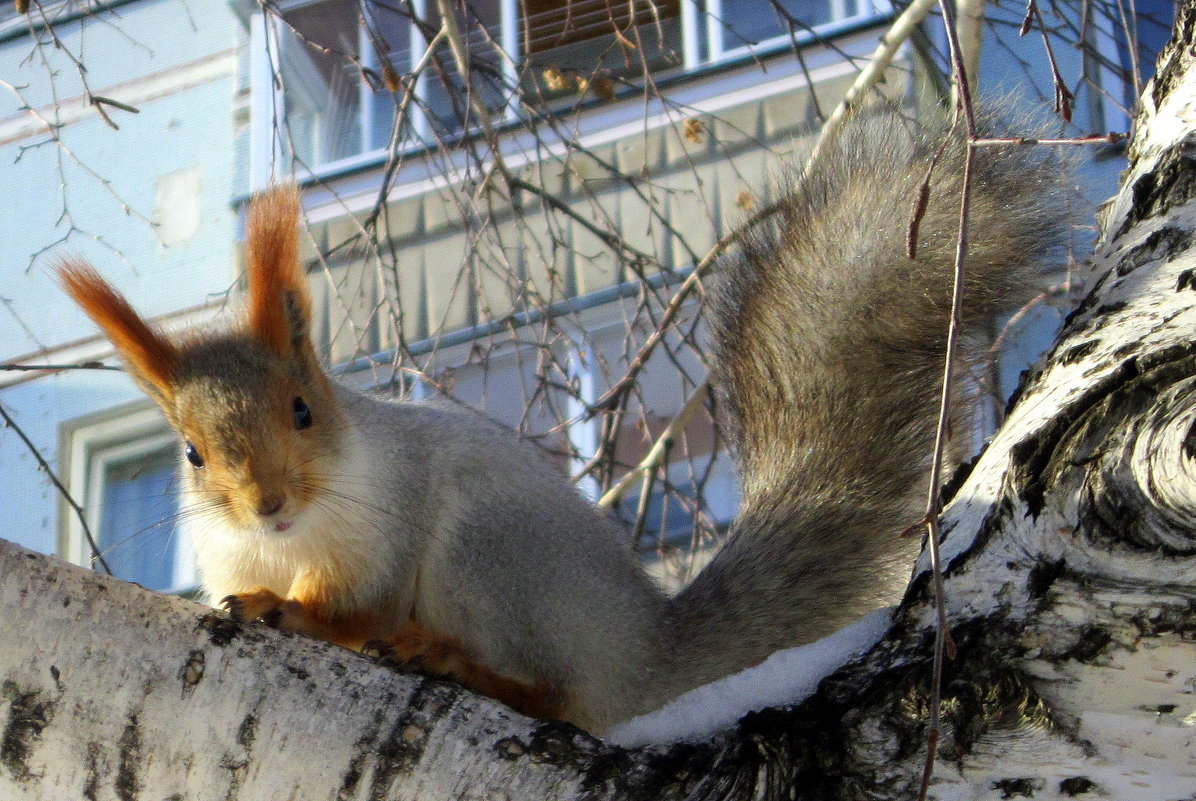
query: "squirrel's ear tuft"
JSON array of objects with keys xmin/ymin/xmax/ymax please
[
  {"xmin": 57, "ymin": 259, "xmax": 178, "ymax": 402},
  {"xmin": 244, "ymin": 185, "xmax": 312, "ymax": 360}
]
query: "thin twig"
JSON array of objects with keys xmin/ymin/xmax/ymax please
[
  {"xmin": 0, "ymin": 362, "xmax": 121, "ymax": 372},
  {"xmin": 597, "ymin": 376, "xmax": 711, "ymax": 509},
  {"xmin": 916, "ymin": 2, "xmax": 977, "ymax": 798},
  {"xmin": 953, "ymin": 0, "xmax": 986, "ymax": 105},
  {"xmin": 0, "ymin": 401, "xmax": 112, "ymax": 575},
  {"xmin": 1022, "ymin": 0, "xmax": 1075, "ymax": 121},
  {"xmin": 972, "ymin": 133, "xmax": 1128, "ymax": 146}
]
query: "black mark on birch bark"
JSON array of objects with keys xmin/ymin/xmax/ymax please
[
  {"xmin": 367, "ymin": 681, "xmax": 457, "ymax": 800},
  {"xmin": 1116, "ymin": 226, "xmax": 1194, "ymax": 277},
  {"xmin": 180, "ymin": 650, "xmax": 205, "ymax": 694},
  {"xmin": 83, "ymin": 742, "xmax": 102, "ymax": 800},
  {"xmin": 1059, "ymin": 341, "xmax": 1099, "ymax": 365},
  {"xmin": 1058, "ymin": 776, "xmax": 1098, "ymax": 795},
  {"xmin": 116, "ymin": 714, "xmax": 142, "ymax": 801},
  {"xmin": 0, "ymin": 682, "xmax": 54, "ymax": 781},
  {"xmin": 197, "ymin": 613, "xmax": 241, "ymax": 647},
  {"xmin": 1116, "ymin": 143, "xmax": 1196, "ymax": 240},
  {"xmin": 991, "ymin": 776, "xmax": 1043, "ymax": 798},
  {"xmin": 338, "ymin": 694, "xmax": 391, "ymax": 800}
]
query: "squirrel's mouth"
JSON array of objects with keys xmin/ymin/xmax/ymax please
[{"xmin": 273, "ymin": 521, "xmax": 293, "ymax": 533}]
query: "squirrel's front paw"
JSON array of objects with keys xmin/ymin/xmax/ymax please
[{"xmin": 220, "ymin": 588, "xmax": 285, "ymax": 626}]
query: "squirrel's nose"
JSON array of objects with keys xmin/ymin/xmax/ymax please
[{"xmin": 256, "ymin": 496, "xmax": 285, "ymax": 517}]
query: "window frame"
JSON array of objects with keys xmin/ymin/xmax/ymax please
[
  {"xmin": 629, "ymin": 456, "xmax": 739, "ymax": 589},
  {"xmin": 703, "ymin": 0, "xmax": 888, "ymax": 64},
  {"xmin": 1083, "ymin": 1, "xmax": 1175, "ymax": 135},
  {"xmin": 0, "ymin": 0, "xmax": 139, "ymax": 44},
  {"xmin": 251, "ymin": 0, "xmax": 893, "ymax": 185},
  {"xmin": 59, "ymin": 403, "xmax": 196, "ymax": 594}
]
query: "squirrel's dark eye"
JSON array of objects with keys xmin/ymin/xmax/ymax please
[
  {"xmin": 184, "ymin": 442, "xmax": 205, "ymax": 468},
  {"xmin": 293, "ymin": 397, "xmax": 313, "ymax": 430}
]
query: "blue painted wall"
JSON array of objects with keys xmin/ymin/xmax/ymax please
[{"xmin": 0, "ymin": 0, "xmax": 242, "ymax": 554}]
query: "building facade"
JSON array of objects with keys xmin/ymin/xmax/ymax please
[
  {"xmin": 0, "ymin": 0, "xmax": 245, "ymax": 590},
  {"xmin": 0, "ymin": 0, "xmax": 1173, "ymax": 594}
]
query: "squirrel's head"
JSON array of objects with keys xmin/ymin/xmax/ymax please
[{"xmin": 59, "ymin": 186, "xmax": 345, "ymax": 537}]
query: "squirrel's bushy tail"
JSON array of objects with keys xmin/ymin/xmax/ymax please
[{"xmin": 663, "ymin": 109, "xmax": 1071, "ymax": 695}]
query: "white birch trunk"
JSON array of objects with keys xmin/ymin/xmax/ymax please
[{"xmin": 3, "ymin": 3, "xmax": 1196, "ymax": 799}]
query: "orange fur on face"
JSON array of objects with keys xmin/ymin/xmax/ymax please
[
  {"xmin": 57, "ymin": 259, "xmax": 179, "ymax": 400},
  {"xmin": 174, "ymin": 364, "xmax": 334, "ymax": 532},
  {"xmin": 244, "ymin": 186, "xmax": 310, "ymax": 359}
]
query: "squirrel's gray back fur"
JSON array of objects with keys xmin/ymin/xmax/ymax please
[{"xmin": 660, "ymin": 110, "xmax": 1071, "ymax": 699}]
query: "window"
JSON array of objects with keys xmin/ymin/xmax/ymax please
[
  {"xmin": 522, "ymin": 0, "xmax": 682, "ymax": 86},
  {"xmin": 279, "ymin": 0, "xmax": 376, "ymax": 166},
  {"xmin": 1110, "ymin": 0, "xmax": 1175, "ymax": 118},
  {"xmin": 707, "ymin": 0, "xmax": 882, "ymax": 62},
  {"xmin": 62, "ymin": 406, "xmax": 194, "ymax": 594},
  {"xmin": 618, "ymin": 461, "xmax": 738, "ymax": 590},
  {"xmin": 273, "ymin": 0, "xmax": 519, "ymax": 170},
  {"xmin": 1068, "ymin": 0, "xmax": 1174, "ymax": 134},
  {"xmin": 260, "ymin": 0, "xmax": 888, "ymax": 173}
]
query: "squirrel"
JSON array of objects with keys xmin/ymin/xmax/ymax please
[{"xmin": 58, "ymin": 107, "xmax": 1069, "ymax": 734}]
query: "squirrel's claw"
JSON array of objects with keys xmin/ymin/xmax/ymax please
[
  {"xmin": 219, "ymin": 588, "xmax": 286, "ymax": 624},
  {"xmin": 220, "ymin": 594, "xmax": 248, "ymax": 622}
]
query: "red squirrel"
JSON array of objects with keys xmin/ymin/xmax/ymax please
[{"xmin": 60, "ymin": 108, "xmax": 1069, "ymax": 733}]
